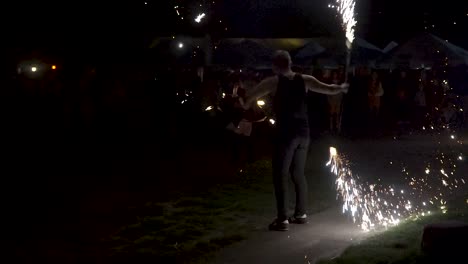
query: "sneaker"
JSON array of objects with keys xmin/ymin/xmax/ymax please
[
  {"xmin": 288, "ymin": 214, "xmax": 308, "ymax": 224},
  {"xmin": 268, "ymin": 219, "xmax": 289, "ymax": 231}
]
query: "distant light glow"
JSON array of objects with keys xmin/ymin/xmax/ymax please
[
  {"xmin": 31, "ymin": 67, "xmax": 37, "ymax": 72},
  {"xmin": 257, "ymin": 100, "xmax": 265, "ymax": 107},
  {"xmin": 51, "ymin": 65, "xmax": 57, "ymax": 70},
  {"xmin": 205, "ymin": 106, "xmax": 213, "ymax": 111},
  {"xmin": 195, "ymin": 13, "xmax": 206, "ymax": 23},
  {"xmin": 269, "ymin": 119, "xmax": 276, "ymax": 125},
  {"xmin": 178, "ymin": 42, "xmax": 184, "ymax": 49}
]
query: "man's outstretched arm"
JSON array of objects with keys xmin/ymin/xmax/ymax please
[
  {"xmin": 242, "ymin": 76, "xmax": 278, "ymax": 109},
  {"xmin": 302, "ymin": 74, "xmax": 348, "ymax": 95}
]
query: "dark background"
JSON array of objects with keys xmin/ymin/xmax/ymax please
[{"xmin": 5, "ymin": 0, "xmax": 468, "ymax": 51}]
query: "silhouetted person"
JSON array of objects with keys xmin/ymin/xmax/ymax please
[
  {"xmin": 243, "ymin": 51, "xmax": 348, "ymax": 231},
  {"xmin": 414, "ymin": 82, "xmax": 427, "ymax": 128},
  {"xmin": 395, "ymin": 70, "xmax": 411, "ymax": 125},
  {"xmin": 368, "ymin": 71, "xmax": 384, "ymax": 134},
  {"xmin": 327, "ymin": 71, "xmax": 344, "ymax": 134}
]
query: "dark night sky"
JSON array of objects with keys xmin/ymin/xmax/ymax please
[{"xmin": 6, "ymin": 0, "xmax": 468, "ymax": 51}]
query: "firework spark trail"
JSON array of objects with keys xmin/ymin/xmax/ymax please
[
  {"xmin": 327, "ymin": 148, "xmax": 405, "ymax": 231},
  {"xmin": 325, "ymin": 76, "xmax": 466, "ymax": 231},
  {"xmin": 327, "ymin": 126, "xmax": 465, "ymax": 231},
  {"xmin": 326, "ymin": 2, "xmax": 465, "ymax": 231},
  {"xmin": 333, "ymin": 0, "xmax": 357, "ymax": 46}
]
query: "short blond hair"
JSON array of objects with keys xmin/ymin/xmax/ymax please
[{"xmin": 272, "ymin": 50, "xmax": 292, "ymax": 71}]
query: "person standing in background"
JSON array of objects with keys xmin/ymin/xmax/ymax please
[
  {"xmin": 395, "ymin": 70, "xmax": 412, "ymax": 128},
  {"xmin": 414, "ymin": 81, "xmax": 427, "ymax": 129},
  {"xmin": 226, "ymin": 76, "xmax": 266, "ymax": 169},
  {"xmin": 368, "ymin": 71, "xmax": 384, "ymax": 132}
]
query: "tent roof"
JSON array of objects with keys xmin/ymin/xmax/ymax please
[
  {"xmin": 354, "ymin": 38, "xmax": 382, "ymax": 52},
  {"xmin": 377, "ymin": 33, "xmax": 468, "ymax": 69},
  {"xmin": 213, "ymin": 39, "xmax": 274, "ymax": 68},
  {"xmin": 383, "ymin": 41, "xmax": 398, "ymax": 53},
  {"xmin": 148, "ymin": 37, "xmax": 384, "ymax": 68}
]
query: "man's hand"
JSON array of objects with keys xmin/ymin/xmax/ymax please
[
  {"xmin": 341, "ymin": 83, "xmax": 350, "ymax": 94},
  {"xmin": 244, "ymin": 77, "xmax": 277, "ymax": 109}
]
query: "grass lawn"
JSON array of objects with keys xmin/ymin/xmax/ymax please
[
  {"xmin": 318, "ymin": 206, "xmax": 468, "ymax": 264},
  {"xmin": 103, "ymin": 157, "xmax": 336, "ymax": 263}
]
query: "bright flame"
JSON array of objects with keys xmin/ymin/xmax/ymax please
[
  {"xmin": 257, "ymin": 100, "xmax": 266, "ymax": 107},
  {"xmin": 330, "ymin": 147, "xmax": 337, "ymax": 157},
  {"xmin": 205, "ymin": 106, "xmax": 213, "ymax": 111},
  {"xmin": 269, "ymin": 119, "xmax": 276, "ymax": 125},
  {"xmin": 31, "ymin": 66, "xmax": 37, "ymax": 72},
  {"xmin": 51, "ymin": 65, "xmax": 57, "ymax": 70}
]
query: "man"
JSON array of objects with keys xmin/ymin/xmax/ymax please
[{"xmin": 243, "ymin": 51, "xmax": 348, "ymax": 231}]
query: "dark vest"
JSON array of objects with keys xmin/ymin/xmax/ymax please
[{"xmin": 273, "ymin": 74, "xmax": 309, "ymax": 137}]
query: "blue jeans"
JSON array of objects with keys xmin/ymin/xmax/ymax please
[{"xmin": 272, "ymin": 133, "xmax": 309, "ymax": 221}]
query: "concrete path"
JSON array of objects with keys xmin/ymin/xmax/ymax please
[{"xmin": 214, "ymin": 208, "xmax": 367, "ymax": 264}]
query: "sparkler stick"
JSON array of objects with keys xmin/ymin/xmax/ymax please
[
  {"xmin": 332, "ymin": 0, "xmax": 357, "ymax": 82},
  {"xmin": 330, "ymin": 0, "xmax": 357, "ymax": 131}
]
